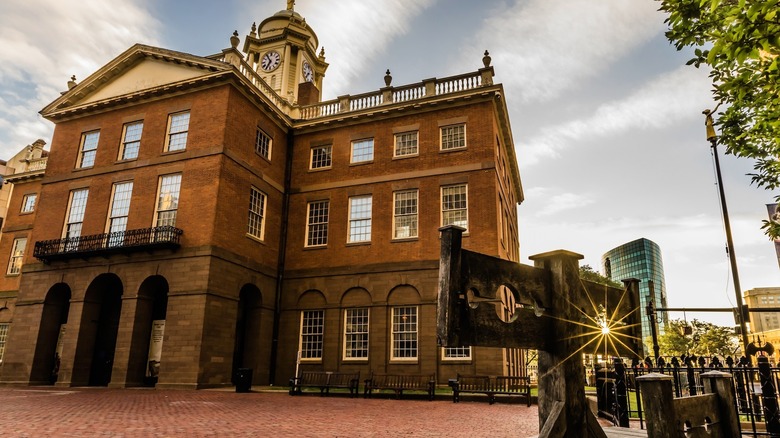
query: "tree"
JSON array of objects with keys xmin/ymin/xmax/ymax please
[
  {"xmin": 579, "ymin": 264, "xmax": 623, "ymax": 288},
  {"xmin": 656, "ymin": 318, "xmax": 738, "ymax": 357},
  {"xmin": 659, "ymin": 0, "xmax": 780, "ymax": 237}
]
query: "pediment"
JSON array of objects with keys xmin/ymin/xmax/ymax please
[{"xmin": 42, "ymin": 44, "xmax": 230, "ymax": 117}]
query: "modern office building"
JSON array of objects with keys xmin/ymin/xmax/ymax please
[
  {"xmin": 602, "ymin": 238, "xmax": 668, "ymax": 353},
  {"xmin": 744, "ymin": 287, "xmax": 780, "ymax": 333},
  {"xmin": 0, "ymin": 3, "xmax": 524, "ymax": 389}
]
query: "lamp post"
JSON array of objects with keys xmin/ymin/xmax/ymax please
[{"xmin": 703, "ymin": 108, "xmax": 750, "ymax": 358}]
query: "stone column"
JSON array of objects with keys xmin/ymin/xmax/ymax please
[{"xmin": 636, "ymin": 373, "xmax": 678, "ymax": 437}]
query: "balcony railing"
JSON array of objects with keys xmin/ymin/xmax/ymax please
[{"xmin": 34, "ymin": 226, "xmax": 183, "ymax": 262}]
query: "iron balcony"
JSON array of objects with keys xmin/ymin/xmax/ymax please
[{"xmin": 33, "ymin": 226, "xmax": 183, "ymax": 262}]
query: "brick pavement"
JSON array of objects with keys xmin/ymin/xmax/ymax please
[{"xmin": 1, "ymin": 386, "xmax": 542, "ymax": 437}]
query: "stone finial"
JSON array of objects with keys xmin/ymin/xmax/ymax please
[
  {"xmin": 384, "ymin": 69, "xmax": 392, "ymax": 87},
  {"xmin": 250, "ymin": 22, "xmax": 257, "ymax": 37},
  {"xmin": 67, "ymin": 75, "xmax": 77, "ymax": 90},
  {"xmin": 230, "ymin": 31, "xmax": 240, "ymax": 49},
  {"xmin": 319, "ymin": 47, "xmax": 325, "ymax": 59},
  {"xmin": 482, "ymin": 50, "xmax": 492, "ymax": 68},
  {"xmin": 287, "ymin": 0, "xmax": 295, "ymax": 11}
]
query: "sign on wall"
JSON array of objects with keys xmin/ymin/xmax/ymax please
[{"xmin": 146, "ymin": 320, "xmax": 165, "ymax": 378}]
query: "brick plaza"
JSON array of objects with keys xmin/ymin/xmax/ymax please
[{"xmin": 2, "ymin": 386, "xmax": 541, "ymax": 437}]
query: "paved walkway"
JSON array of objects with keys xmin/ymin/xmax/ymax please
[{"xmin": 2, "ymin": 386, "xmax": 542, "ymax": 437}]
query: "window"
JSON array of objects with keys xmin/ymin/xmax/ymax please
[
  {"xmin": 7, "ymin": 237, "xmax": 26, "ymax": 275},
  {"xmin": 0, "ymin": 323, "xmax": 8, "ymax": 364},
  {"xmin": 165, "ymin": 112, "xmax": 190, "ymax": 152},
  {"xmin": 443, "ymin": 346, "xmax": 472, "ymax": 360},
  {"xmin": 119, "ymin": 121, "xmax": 143, "ymax": 160},
  {"xmin": 78, "ymin": 131, "xmax": 99, "ymax": 168},
  {"xmin": 393, "ymin": 190, "xmax": 418, "ymax": 239},
  {"xmin": 155, "ymin": 174, "xmax": 182, "ymax": 227},
  {"xmin": 441, "ymin": 184, "xmax": 468, "ymax": 230},
  {"xmin": 20, "ymin": 193, "xmax": 37, "ymax": 213},
  {"xmin": 344, "ymin": 308, "xmax": 369, "ymax": 360},
  {"xmin": 64, "ymin": 188, "xmax": 89, "ymax": 251},
  {"xmin": 106, "ymin": 182, "xmax": 133, "ymax": 247},
  {"xmin": 350, "ymin": 138, "xmax": 374, "ymax": 163},
  {"xmin": 300, "ymin": 310, "xmax": 324, "ymax": 360},
  {"xmin": 248, "ymin": 187, "xmax": 267, "ymax": 239},
  {"xmin": 394, "ymin": 131, "xmax": 418, "ymax": 157},
  {"xmin": 255, "ymin": 127, "xmax": 272, "ymax": 160},
  {"xmin": 310, "ymin": 145, "xmax": 332, "ymax": 169},
  {"xmin": 440, "ymin": 124, "xmax": 466, "ymax": 150},
  {"xmin": 348, "ymin": 195, "xmax": 372, "ymax": 243},
  {"xmin": 306, "ymin": 200, "xmax": 329, "ymax": 247},
  {"xmin": 391, "ymin": 306, "xmax": 417, "ymax": 360}
]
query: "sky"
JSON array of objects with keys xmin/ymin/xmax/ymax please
[{"xmin": 1, "ymin": 0, "xmax": 778, "ymax": 328}]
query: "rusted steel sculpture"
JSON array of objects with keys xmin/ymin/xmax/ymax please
[{"xmin": 437, "ymin": 226, "xmax": 642, "ymax": 438}]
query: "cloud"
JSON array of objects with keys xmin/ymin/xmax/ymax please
[
  {"xmin": 525, "ymin": 187, "xmax": 596, "ymax": 216},
  {"xmin": 0, "ymin": 0, "xmax": 161, "ymax": 156},
  {"xmin": 292, "ymin": 0, "xmax": 437, "ymax": 98},
  {"xmin": 462, "ymin": 0, "xmax": 662, "ymax": 104},
  {"xmin": 520, "ymin": 65, "xmax": 712, "ymax": 165}
]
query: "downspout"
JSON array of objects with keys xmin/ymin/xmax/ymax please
[{"xmin": 268, "ymin": 129, "xmax": 294, "ymax": 385}]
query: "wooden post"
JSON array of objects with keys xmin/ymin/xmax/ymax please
[
  {"xmin": 701, "ymin": 370, "xmax": 741, "ymax": 437},
  {"xmin": 530, "ymin": 250, "xmax": 604, "ymax": 437},
  {"xmin": 637, "ymin": 373, "xmax": 678, "ymax": 437}
]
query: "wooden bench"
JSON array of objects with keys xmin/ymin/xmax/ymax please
[
  {"xmin": 289, "ymin": 371, "xmax": 360, "ymax": 397},
  {"xmin": 448, "ymin": 374, "xmax": 532, "ymax": 406},
  {"xmin": 364, "ymin": 373, "xmax": 436, "ymax": 400}
]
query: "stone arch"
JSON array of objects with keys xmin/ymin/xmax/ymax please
[
  {"xmin": 297, "ymin": 289, "xmax": 326, "ymax": 308},
  {"xmin": 232, "ymin": 283, "xmax": 263, "ymax": 383},
  {"xmin": 30, "ymin": 283, "xmax": 71, "ymax": 384},
  {"xmin": 126, "ymin": 275, "xmax": 169, "ymax": 387},
  {"xmin": 340, "ymin": 287, "xmax": 371, "ymax": 307},
  {"xmin": 387, "ymin": 285, "xmax": 422, "ymax": 305},
  {"xmin": 72, "ymin": 273, "xmax": 123, "ymax": 386}
]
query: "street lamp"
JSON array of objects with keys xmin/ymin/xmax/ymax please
[{"xmin": 703, "ymin": 108, "xmax": 750, "ymax": 358}]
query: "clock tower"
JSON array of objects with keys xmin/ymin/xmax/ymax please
[{"xmin": 243, "ymin": 2, "xmax": 328, "ymax": 104}]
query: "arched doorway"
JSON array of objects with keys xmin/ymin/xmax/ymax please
[
  {"xmin": 72, "ymin": 274, "xmax": 123, "ymax": 387},
  {"xmin": 232, "ymin": 284, "xmax": 262, "ymax": 384},
  {"xmin": 127, "ymin": 276, "xmax": 168, "ymax": 387},
  {"xmin": 30, "ymin": 283, "xmax": 71, "ymax": 384}
]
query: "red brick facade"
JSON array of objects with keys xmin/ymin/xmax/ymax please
[{"xmin": 0, "ymin": 12, "xmax": 522, "ymax": 389}]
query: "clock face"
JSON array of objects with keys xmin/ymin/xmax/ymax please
[
  {"xmin": 302, "ymin": 60, "xmax": 314, "ymax": 82},
  {"xmin": 260, "ymin": 51, "xmax": 281, "ymax": 72}
]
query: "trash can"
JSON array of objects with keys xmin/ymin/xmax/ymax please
[{"xmin": 236, "ymin": 368, "xmax": 253, "ymax": 393}]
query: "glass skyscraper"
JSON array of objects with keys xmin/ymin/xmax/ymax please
[{"xmin": 601, "ymin": 238, "xmax": 668, "ymax": 356}]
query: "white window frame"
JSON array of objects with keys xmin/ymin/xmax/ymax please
[
  {"xmin": 255, "ymin": 127, "xmax": 272, "ymax": 160},
  {"xmin": 106, "ymin": 182, "xmax": 133, "ymax": 247},
  {"xmin": 440, "ymin": 124, "xmax": 466, "ymax": 150},
  {"xmin": 347, "ymin": 195, "xmax": 372, "ymax": 243},
  {"xmin": 63, "ymin": 188, "xmax": 89, "ymax": 251},
  {"xmin": 300, "ymin": 310, "xmax": 324, "ymax": 361},
  {"xmin": 154, "ymin": 174, "xmax": 182, "ymax": 227},
  {"xmin": 7, "ymin": 237, "xmax": 27, "ymax": 275},
  {"xmin": 306, "ymin": 200, "xmax": 329, "ymax": 247},
  {"xmin": 393, "ymin": 190, "xmax": 418, "ymax": 239},
  {"xmin": 393, "ymin": 131, "xmax": 418, "ymax": 157},
  {"xmin": 343, "ymin": 307, "xmax": 369, "ymax": 360},
  {"xmin": 441, "ymin": 184, "xmax": 468, "ymax": 231},
  {"xmin": 391, "ymin": 306, "xmax": 418, "ymax": 361},
  {"xmin": 119, "ymin": 121, "xmax": 143, "ymax": 160},
  {"xmin": 164, "ymin": 111, "xmax": 190, "ymax": 152},
  {"xmin": 248, "ymin": 186, "xmax": 267, "ymax": 240},
  {"xmin": 442, "ymin": 346, "xmax": 472, "ymax": 361},
  {"xmin": 0, "ymin": 323, "xmax": 8, "ymax": 364},
  {"xmin": 20, "ymin": 193, "xmax": 37, "ymax": 213},
  {"xmin": 350, "ymin": 138, "xmax": 374, "ymax": 163},
  {"xmin": 310, "ymin": 145, "xmax": 332, "ymax": 170},
  {"xmin": 77, "ymin": 131, "xmax": 100, "ymax": 168}
]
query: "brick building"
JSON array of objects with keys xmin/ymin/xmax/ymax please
[{"xmin": 0, "ymin": 4, "xmax": 523, "ymax": 389}]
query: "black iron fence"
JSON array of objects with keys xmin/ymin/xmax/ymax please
[
  {"xmin": 34, "ymin": 226, "xmax": 183, "ymax": 262},
  {"xmin": 596, "ymin": 355, "xmax": 780, "ymax": 436}
]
